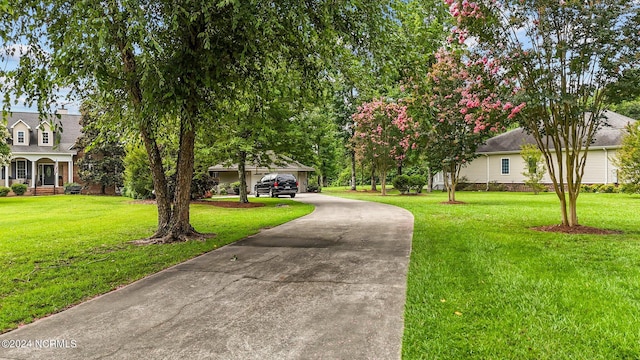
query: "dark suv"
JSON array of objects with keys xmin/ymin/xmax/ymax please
[{"xmin": 255, "ymin": 173, "xmax": 298, "ymax": 198}]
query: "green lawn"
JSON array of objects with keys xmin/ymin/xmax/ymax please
[
  {"xmin": 323, "ymin": 187, "xmax": 640, "ymax": 359},
  {"xmin": 0, "ymin": 195, "xmax": 313, "ymax": 333}
]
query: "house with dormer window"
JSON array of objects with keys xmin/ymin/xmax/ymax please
[{"xmin": 2, "ymin": 109, "xmax": 82, "ymax": 195}]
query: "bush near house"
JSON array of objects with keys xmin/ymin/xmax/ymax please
[
  {"xmin": 0, "ymin": 186, "xmax": 10, "ymax": 197},
  {"xmin": 10, "ymin": 183, "xmax": 27, "ymax": 196},
  {"xmin": 408, "ymin": 175, "xmax": 426, "ymax": 194}
]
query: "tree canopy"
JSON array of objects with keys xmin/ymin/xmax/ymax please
[{"xmin": 448, "ymin": 0, "xmax": 640, "ymax": 226}]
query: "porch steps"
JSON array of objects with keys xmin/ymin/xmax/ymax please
[{"xmin": 30, "ymin": 187, "xmax": 59, "ymax": 196}]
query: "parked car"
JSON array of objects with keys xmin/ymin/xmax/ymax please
[{"xmin": 254, "ymin": 173, "xmax": 298, "ymax": 198}]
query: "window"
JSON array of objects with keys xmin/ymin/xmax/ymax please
[
  {"xmin": 17, "ymin": 161, "xmax": 27, "ymax": 179},
  {"xmin": 42, "ymin": 132, "xmax": 49, "ymax": 144},
  {"xmin": 17, "ymin": 131, "xmax": 25, "ymax": 144},
  {"xmin": 501, "ymin": 158, "xmax": 510, "ymax": 175}
]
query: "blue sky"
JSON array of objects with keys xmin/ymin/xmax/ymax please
[{"xmin": 1, "ymin": 45, "xmax": 81, "ymax": 115}]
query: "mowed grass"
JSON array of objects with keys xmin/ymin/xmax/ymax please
[
  {"xmin": 0, "ymin": 195, "xmax": 313, "ymax": 333},
  {"xmin": 323, "ymin": 188, "xmax": 640, "ymax": 359}
]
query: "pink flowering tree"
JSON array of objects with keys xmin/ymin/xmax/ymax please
[
  {"xmin": 416, "ymin": 47, "xmax": 523, "ymax": 202},
  {"xmin": 352, "ymin": 98, "xmax": 420, "ymax": 195},
  {"xmin": 446, "ymin": 0, "xmax": 640, "ymax": 227}
]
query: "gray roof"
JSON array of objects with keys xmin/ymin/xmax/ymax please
[
  {"xmin": 5, "ymin": 111, "xmax": 82, "ymax": 155},
  {"xmin": 209, "ymin": 154, "xmax": 315, "ymax": 173},
  {"xmin": 477, "ymin": 110, "xmax": 636, "ymax": 154}
]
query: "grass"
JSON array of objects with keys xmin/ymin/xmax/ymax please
[
  {"xmin": 323, "ymin": 187, "xmax": 640, "ymax": 359},
  {"xmin": 0, "ymin": 195, "xmax": 313, "ymax": 333}
]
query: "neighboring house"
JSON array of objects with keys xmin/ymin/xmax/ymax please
[
  {"xmin": 447, "ymin": 110, "xmax": 636, "ymax": 191},
  {"xmin": 208, "ymin": 155, "xmax": 315, "ymax": 194},
  {"xmin": 2, "ymin": 109, "xmax": 82, "ymax": 195}
]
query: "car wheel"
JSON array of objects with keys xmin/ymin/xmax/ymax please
[{"xmin": 290, "ymin": 194, "xmax": 296, "ymax": 198}]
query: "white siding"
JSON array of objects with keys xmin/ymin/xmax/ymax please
[{"xmin": 461, "ymin": 148, "xmax": 620, "ymax": 185}]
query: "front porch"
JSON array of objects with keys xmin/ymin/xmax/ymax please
[{"xmin": 2, "ymin": 156, "xmax": 75, "ymax": 195}]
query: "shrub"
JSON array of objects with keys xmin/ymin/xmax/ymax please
[
  {"xmin": 620, "ymin": 183, "xmax": 640, "ymax": 194},
  {"xmin": 231, "ymin": 181, "xmax": 241, "ymax": 195},
  {"xmin": 11, "ymin": 183, "xmax": 28, "ymax": 196},
  {"xmin": 219, "ymin": 187, "xmax": 228, "ymax": 196},
  {"xmin": 0, "ymin": 186, "xmax": 10, "ymax": 197},
  {"xmin": 308, "ymin": 184, "xmax": 321, "ymax": 193},
  {"xmin": 191, "ymin": 172, "xmax": 216, "ymax": 199},
  {"xmin": 599, "ymin": 184, "xmax": 618, "ymax": 193},
  {"xmin": 408, "ymin": 175, "xmax": 426, "ymax": 194},
  {"xmin": 487, "ymin": 181, "xmax": 506, "ymax": 192},
  {"xmin": 392, "ymin": 175, "xmax": 410, "ymax": 194}
]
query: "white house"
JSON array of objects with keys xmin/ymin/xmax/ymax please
[
  {"xmin": 2, "ymin": 109, "xmax": 83, "ymax": 195},
  {"xmin": 449, "ymin": 110, "xmax": 636, "ymax": 191},
  {"xmin": 208, "ymin": 155, "xmax": 315, "ymax": 194}
]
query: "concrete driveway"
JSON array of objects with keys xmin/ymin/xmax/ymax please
[{"xmin": 0, "ymin": 193, "xmax": 414, "ymax": 360}]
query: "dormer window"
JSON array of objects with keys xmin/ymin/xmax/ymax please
[
  {"xmin": 18, "ymin": 131, "xmax": 25, "ymax": 144},
  {"xmin": 42, "ymin": 132, "xmax": 49, "ymax": 144}
]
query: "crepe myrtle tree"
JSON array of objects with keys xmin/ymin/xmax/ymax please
[
  {"xmin": 447, "ymin": 0, "xmax": 640, "ymax": 226},
  {"xmin": 413, "ymin": 47, "xmax": 523, "ymax": 202},
  {"xmin": 352, "ymin": 98, "xmax": 420, "ymax": 196}
]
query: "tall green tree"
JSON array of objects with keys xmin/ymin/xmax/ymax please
[
  {"xmin": 1, "ymin": 0, "xmax": 392, "ymax": 242},
  {"xmin": 76, "ymin": 104, "xmax": 125, "ymax": 194},
  {"xmin": 614, "ymin": 122, "xmax": 640, "ymax": 193},
  {"xmin": 450, "ymin": 0, "xmax": 640, "ymax": 226}
]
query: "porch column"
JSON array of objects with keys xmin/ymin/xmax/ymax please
[
  {"xmin": 68, "ymin": 160, "xmax": 74, "ymax": 184},
  {"xmin": 31, "ymin": 161, "xmax": 36, "ymax": 189},
  {"xmin": 4, "ymin": 165, "xmax": 8, "ymax": 187},
  {"xmin": 55, "ymin": 160, "xmax": 59, "ymax": 193}
]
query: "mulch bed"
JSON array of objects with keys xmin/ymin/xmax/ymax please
[
  {"xmin": 130, "ymin": 199, "xmax": 265, "ymax": 208},
  {"xmin": 191, "ymin": 200, "xmax": 265, "ymax": 208},
  {"xmin": 531, "ymin": 224, "xmax": 623, "ymax": 235}
]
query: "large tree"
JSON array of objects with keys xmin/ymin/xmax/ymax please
[
  {"xmin": 448, "ymin": 0, "xmax": 640, "ymax": 226},
  {"xmin": 413, "ymin": 47, "xmax": 522, "ymax": 202},
  {"xmin": 352, "ymin": 97, "xmax": 420, "ymax": 195},
  {"xmin": 1, "ymin": 0, "xmax": 392, "ymax": 242},
  {"xmin": 76, "ymin": 104, "xmax": 125, "ymax": 194}
]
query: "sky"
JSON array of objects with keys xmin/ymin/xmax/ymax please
[{"xmin": 1, "ymin": 44, "xmax": 81, "ymax": 115}]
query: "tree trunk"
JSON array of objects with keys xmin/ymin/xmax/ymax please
[
  {"xmin": 427, "ymin": 166, "xmax": 433, "ymax": 193},
  {"xmin": 238, "ymin": 151, "xmax": 249, "ymax": 203},
  {"xmin": 380, "ymin": 169, "xmax": 387, "ymax": 196},
  {"xmin": 370, "ymin": 166, "xmax": 377, "ymax": 191},
  {"xmin": 158, "ymin": 117, "xmax": 200, "ymax": 243},
  {"xmin": 117, "ymin": 33, "xmax": 173, "ymax": 240},
  {"xmin": 350, "ymin": 149, "xmax": 357, "ymax": 190}
]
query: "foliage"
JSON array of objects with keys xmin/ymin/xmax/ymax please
[
  {"xmin": 10, "ymin": 183, "xmax": 27, "ymax": 196},
  {"xmin": 231, "ymin": 181, "xmax": 242, "ymax": 195},
  {"xmin": 393, "ymin": 174, "xmax": 411, "ymax": 194},
  {"xmin": 1, "ymin": 0, "xmax": 393, "ymax": 242},
  {"xmin": 0, "ymin": 195, "xmax": 313, "ymax": 332},
  {"xmin": 615, "ymin": 122, "xmax": 640, "ymax": 189},
  {"xmin": 352, "ymin": 98, "xmax": 420, "ymax": 195},
  {"xmin": 448, "ymin": 0, "xmax": 640, "ymax": 226},
  {"xmin": 123, "ymin": 146, "xmax": 154, "ymax": 200},
  {"xmin": 410, "ymin": 47, "xmax": 521, "ymax": 202},
  {"xmin": 190, "ymin": 171, "xmax": 215, "ymax": 200},
  {"xmin": 520, "ymin": 143, "xmax": 547, "ymax": 194},
  {"xmin": 0, "ymin": 186, "xmax": 9, "ymax": 197},
  {"xmin": 611, "ymin": 98, "xmax": 640, "ymax": 120},
  {"xmin": 75, "ymin": 104, "xmax": 125, "ymax": 194},
  {"xmin": 408, "ymin": 175, "xmax": 426, "ymax": 194}
]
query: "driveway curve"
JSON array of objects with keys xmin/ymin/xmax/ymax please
[{"xmin": 0, "ymin": 193, "xmax": 414, "ymax": 360}]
